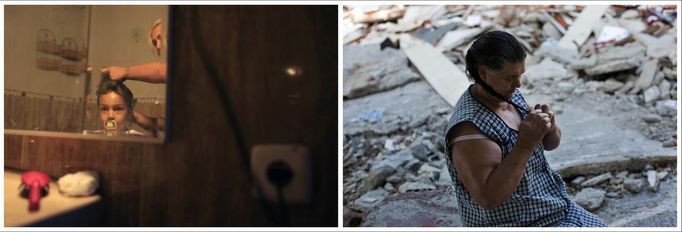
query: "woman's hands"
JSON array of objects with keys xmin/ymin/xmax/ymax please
[{"xmin": 517, "ymin": 107, "xmax": 552, "ymax": 150}]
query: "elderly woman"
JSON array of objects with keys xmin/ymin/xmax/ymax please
[{"xmin": 443, "ymin": 31, "xmax": 606, "ymax": 227}]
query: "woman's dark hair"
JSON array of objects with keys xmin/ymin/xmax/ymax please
[
  {"xmin": 465, "ymin": 31, "xmax": 528, "ymax": 112},
  {"xmin": 96, "ymin": 78, "xmax": 135, "ymax": 120},
  {"xmin": 465, "ymin": 30, "xmax": 527, "ymax": 84}
]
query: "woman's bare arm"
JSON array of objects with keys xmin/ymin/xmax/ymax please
[{"xmin": 451, "ymin": 122, "xmax": 535, "ymax": 209}]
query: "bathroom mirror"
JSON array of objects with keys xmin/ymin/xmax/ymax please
[{"xmin": 4, "ymin": 5, "xmax": 169, "ymax": 142}]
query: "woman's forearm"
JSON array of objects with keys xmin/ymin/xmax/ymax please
[
  {"xmin": 127, "ymin": 61, "xmax": 167, "ymax": 83},
  {"xmin": 542, "ymin": 126, "xmax": 561, "ymax": 151}
]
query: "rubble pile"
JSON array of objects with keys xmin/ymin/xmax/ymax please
[
  {"xmin": 567, "ymin": 163, "xmax": 676, "ymax": 212},
  {"xmin": 343, "ymin": 4, "xmax": 677, "ymax": 225}
]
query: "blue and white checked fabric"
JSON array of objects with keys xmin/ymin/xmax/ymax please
[{"xmin": 443, "ymin": 85, "xmax": 607, "ymax": 227}]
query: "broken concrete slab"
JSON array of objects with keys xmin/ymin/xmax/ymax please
[
  {"xmin": 632, "ymin": 33, "xmax": 677, "ymax": 58},
  {"xmin": 646, "ymin": 170, "xmax": 659, "ymax": 192},
  {"xmin": 349, "ymin": 6, "xmax": 406, "ymax": 24},
  {"xmin": 412, "ymin": 22, "xmax": 459, "ymax": 45},
  {"xmin": 541, "ymin": 11, "xmax": 567, "ymax": 35},
  {"xmin": 654, "ymin": 99, "xmax": 676, "ymax": 116},
  {"xmin": 620, "ymin": 9, "xmax": 640, "ymax": 19},
  {"xmin": 531, "ymin": 104, "xmax": 677, "ymax": 178},
  {"xmin": 584, "ymin": 57, "xmax": 639, "ymax": 76},
  {"xmin": 362, "ymin": 189, "xmax": 463, "ymax": 226},
  {"xmin": 542, "ymin": 20, "xmax": 563, "ymax": 40},
  {"xmin": 403, "ymin": 37, "xmax": 471, "ymax": 106},
  {"xmin": 599, "ymin": 79, "xmax": 625, "ymax": 93},
  {"xmin": 643, "ymin": 86, "xmax": 660, "ymax": 104},
  {"xmin": 570, "ymin": 56, "xmax": 597, "ymax": 70},
  {"xmin": 523, "ymin": 58, "xmax": 572, "ymax": 82},
  {"xmin": 634, "ymin": 58, "xmax": 659, "ymax": 93},
  {"xmin": 596, "ymin": 42, "xmax": 645, "ymax": 64},
  {"xmin": 616, "ymin": 18, "xmax": 648, "ymax": 35},
  {"xmin": 615, "ymin": 80, "xmax": 634, "ymax": 94},
  {"xmin": 436, "ymin": 24, "xmax": 493, "ymax": 52},
  {"xmin": 581, "ymin": 172, "xmax": 613, "ymax": 187},
  {"xmin": 623, "ymin": 178, "xmax": 647, "ymax": 193},
  {"xmin": 596, "ymin": 24, "xmax": 630, "ymax": 44},
  {"xmin": 658, "ymin": 80, "xmax": 671, "ymax": 100},
  {"xmin": 574, "ymin": 187, "xmax": 606, "ymax": 211},
  {"xmin": 558, "ymin": 5, "xmax": 609, "ymax": 51},
  {"xmin": 537, "ymin": 38, "xmax": 579, "ymax": 65},
  {"xmin": 343, "ymin": 44, "xmax": 421, "ymax": 99},
  {"xmin": 343, "ymin": 81, "xmax": 450, "ymax": 137},
  {"xmin": 395, "ymin": 5, "xmax": 447, "ymax": 32}
]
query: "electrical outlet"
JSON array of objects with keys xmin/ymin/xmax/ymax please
[{"xmin": 250, "ymin": 144, "xmax": 311, "ymax": 204}]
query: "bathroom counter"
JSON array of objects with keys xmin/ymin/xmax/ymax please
[{"xmin": 4, "ymin": 169, "xmax": 103, "ymax": 226}]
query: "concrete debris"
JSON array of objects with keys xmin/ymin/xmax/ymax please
[
  {"xmin": 344, "ymin": 4, "xmax": 678, "ymax": 226},
  {"xmin": 581, "ymin": 172, "xmax": 613, "ymax": 187},
  {"xmin": 434, "ymin": 165, "xmax": 453, "ymax": 186},
  {"xmin": 569, "ymin": 56, "xmax": 597, "ymax": 70},
  {"xmin": 623, "ymin": 178, "xmax": 647, "ymax": 193},
  {"xmin": 574, "ymin": 187, "xmax": 606, "ymax": 211},
  {"xmin": 537, "ymin": 39, "xmax": 579, "ymax": 65},
  {"xmin": 571, "ymin": 176, "xmax": 586, "ymax": 185},
  {"xmin": 596, "ymin": 25, "xmax": 630, "ymax": 44},
  {"xmin": 641, "ymin": 114, "xmax": 662, "ymax": 123},
  {"xmin": 357, "ymin": 164, "xmax": 396, "ymax": 195},
  {"xmin": 384, "ymin": 183, "xmax": 396, "ymax": 193},
  {"xmin": 348, "ymin": 5, "xmax": 406, "ymax": 24},
  {"xmin": 436, "ymin": 25, "xmax": 493, "ymax": 51},
  {"xmin": 403, "ymin": 37, "xmax": 470, "ymax": 106},
  {"xmin": 606, "ymin": 192, "xmax": 623, "ymax": 199},
  {"xmin": 397, "ymin": 6, "xmax": 447, "ymax": 32},
  {"xmin": 634, "ymin": 59, "xmax": 659, "ymax": 94},
  {"xmin": 558, "ymin": 5, "xmax": 610, "ymax": 51},
  {"xmin": 642, "ymin": 86, "xmax": 660, "ymax": 104},
  {"xmin": 646, "ymin": 170, "xmax": 659, "ymax": 192},
  {"xmin": 656, "ymin": 171, "xmax": 668, "ymax": 180},
  {"xmin": 343, "ymin": 44, "xmax": 421, "ymax": 99},
  {"xmin": 661, "ymin": 139, "xmax": 676, "ymax": 148},
  {"xmin": 398, "ymin": 181, "xmax": 436, "ymax": 193},
  {"xmin": 410, "ymin": 143, "xmax": 433, "ymax": 161},
  {"xmin": 524, "ymin": 58, "xmax": 572, "ymax": 82},
  {"xmin": 354, "ymin": 188, "xmax": 389, "ymax": 212},
  {"xmin": 584, "ymin": 57, "xmax": 639, "ymax": 76},
  {"xmin": 657, "ymin": 80, "xmax": 671, "ymax": 100},
  {"xmin": 596, "ymin": 43, "xmax": 645, "ymax": 64},
  {"xmin": 599, "ymin": 79, "xmax": 625, "ymax": 93},
  {"xmin": 413, "ymin": 23, "xmax": 459, "ymax": 45}
]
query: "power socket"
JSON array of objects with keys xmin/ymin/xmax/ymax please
[{"xmin": 250, "ymin": 144, "xmax": 311, "ymax": 204}]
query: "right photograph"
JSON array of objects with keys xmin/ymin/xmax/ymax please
[{"xmin": 342, "ymin": 4, "xmax": 678, "ymax": 227}]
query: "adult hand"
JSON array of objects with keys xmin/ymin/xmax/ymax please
[
  {"xmin": 535, "ymin": 104, "xmax": 556, "ymax": 131},
  {"xmin": 101, "ymin": 66, "xmax": 128, "ymax": 82},
  {"xmin": 517, "ymin": 109, "xmax": 552, "ymax": 150}
]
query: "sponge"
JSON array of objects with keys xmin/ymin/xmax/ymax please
[{"xmin": 57, "ymin": 170, "xmax": 100, "ymax": 197}]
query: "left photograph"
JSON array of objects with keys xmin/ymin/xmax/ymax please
[{"xmin": 4, "ymin": 5, "xmax": 338, "ymax": 227}]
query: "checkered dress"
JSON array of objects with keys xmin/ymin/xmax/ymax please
[{"xmin": 443, "ymin": 85, "xmax": 607, "ymax": 227}]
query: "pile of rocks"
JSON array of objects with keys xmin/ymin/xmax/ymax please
[
  {"xmin": 342, "ymin": 4, "xmax": 678, "ymax": 224},
  {"xmin": 344, "ymin": 130, "xmax": 453, "ymax": 213},
  {"xmin": 567, "ymin": 164, "xmax": 676, "ymax": 211}
]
